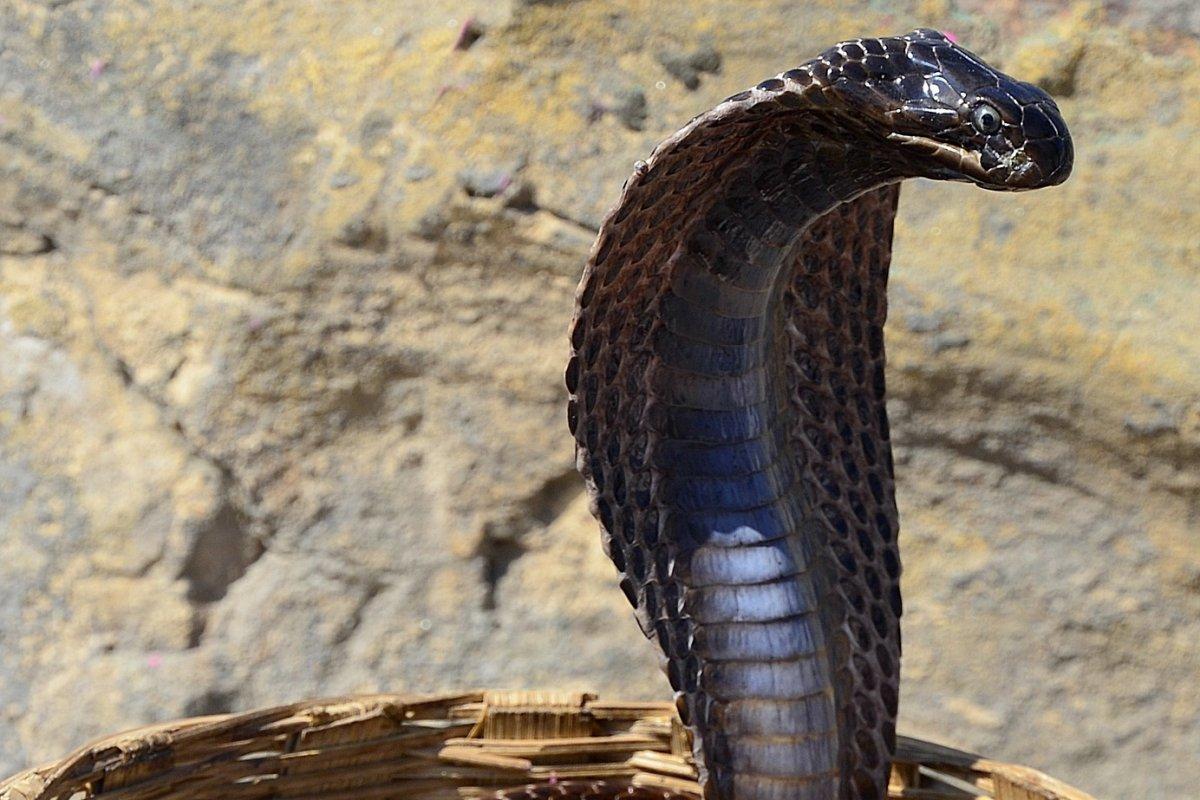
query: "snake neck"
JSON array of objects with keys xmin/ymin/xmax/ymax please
[
  {"xmin": 656, "ymin": 127, "xmax": 902, "ymax": 800},
  {"xmin": 570, "ymin": 108, "xmax": 905, "ymax": 800}
]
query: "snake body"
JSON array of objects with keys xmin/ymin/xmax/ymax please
[{"xmin": 555, "ymin": 30, "xmax": 1070, "ymax": 800}]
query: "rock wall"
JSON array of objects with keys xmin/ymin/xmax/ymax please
[{"xmin": 1, "ymin": 1, "xmax": 1197, "ymax": 797}]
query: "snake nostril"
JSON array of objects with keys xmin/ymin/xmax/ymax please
[{"xmin": 1009, "ymin": 161, "xmax": 1039, "ymax": 186}]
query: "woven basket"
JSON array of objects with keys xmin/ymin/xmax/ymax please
[{"xmin": 0, "ymin": 691, "xmax": 1094, "ymax": 800}]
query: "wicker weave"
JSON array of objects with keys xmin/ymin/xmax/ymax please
[{"xmin": 0, "ymin": 691, "xmax": 1095, "ymax": 800}]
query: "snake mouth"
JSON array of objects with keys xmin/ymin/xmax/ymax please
[
  {"xmin": 886, "ymin": 132, "xmax": 991, "ymax": 184},
  {"xmin": 886, "ymin": 132, "xmax": 1065, "ymax": 191}
]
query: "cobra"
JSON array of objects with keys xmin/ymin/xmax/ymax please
[{"xmin": 555, "ymin": 29, "xmax": 1070, "ymax": 800}]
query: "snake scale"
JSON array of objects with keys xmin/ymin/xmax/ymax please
[{"xmin": 501, "ymin": 29, "xmax": 1072, "ymax": 800}]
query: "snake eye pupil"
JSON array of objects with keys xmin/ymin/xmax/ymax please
[{"xmin": 972, "ymin": 102, "xmax": 1002, "ymax": 134}]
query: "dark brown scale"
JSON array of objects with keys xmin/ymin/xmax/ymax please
[
  {"xmin": 848, "ymin": 493, "xmax": 869, "ymax": 525},
  {"xmin": 867, "ymin": 472, "xmax": 885, "ymax": 504},
  {"xmin": 877, "ymin": 649, "xmax": 897, "ymax": 683},
  {"xmin": 610, "ymin": 508, "xmax": 633, "ymax": 547},
  {"xmin": 831, "ymin": 541, "xmax": 857, "ymax": 573},
  {"xmin": 821, "ymin": 504, "xmax": 849, "ymax": 537},
  {"xmin": 870, "ymin": 606, "xmax": 889, "ymax": 638},
  {"xmin": 856, "ymin": 529, "xmax": 875, "ymax": 560},
  {"xmin": 864, "ymin": 568, "xmax": 883, "ymax": 600},
  {"xmin": 806, "ymin": 426, "xmax": 833, "ymax": 461},
  {"xmin": 840, "ymin": 451, "xmax": 861, "ymax": 483},
  {"xmin": 882, "ymin": 548, "xmax": 900, "ymax": 579}
]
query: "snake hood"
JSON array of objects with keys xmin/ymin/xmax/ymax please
[{"xmin": 820, "ymin": 29, "xmax": 1073, "ymax": 190}]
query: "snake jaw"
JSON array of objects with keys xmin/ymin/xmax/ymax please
[{"xmin": 885, "ymin": 131, "xmax": 991, "ymax": 182}]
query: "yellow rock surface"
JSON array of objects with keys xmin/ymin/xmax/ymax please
[{"xmin": 1, "ymin": 2, "xmax": 1196, "ymax": 797}]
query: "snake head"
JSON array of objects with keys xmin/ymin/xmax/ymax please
[{"xmin": 821, "ymin": 29, "xmax": 1073, "ymax": 190}]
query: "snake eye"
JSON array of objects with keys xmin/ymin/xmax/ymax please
[{"xmin": 971, "ymin": 102, "xmax": 1002, "ymax": 135}]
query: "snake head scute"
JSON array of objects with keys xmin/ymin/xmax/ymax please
[{"xmin": 821, "ymin": 29, "xmax": 1073, "ymax": 191}]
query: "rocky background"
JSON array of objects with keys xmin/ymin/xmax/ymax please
[{"xmin": 1, "ymin": 1, "xmax": 1198, "ymax": 797}]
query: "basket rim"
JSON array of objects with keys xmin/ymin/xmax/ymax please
[{"xmin": 0, "ymin": 690, "xmax": 1097, "ymax": 800}]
